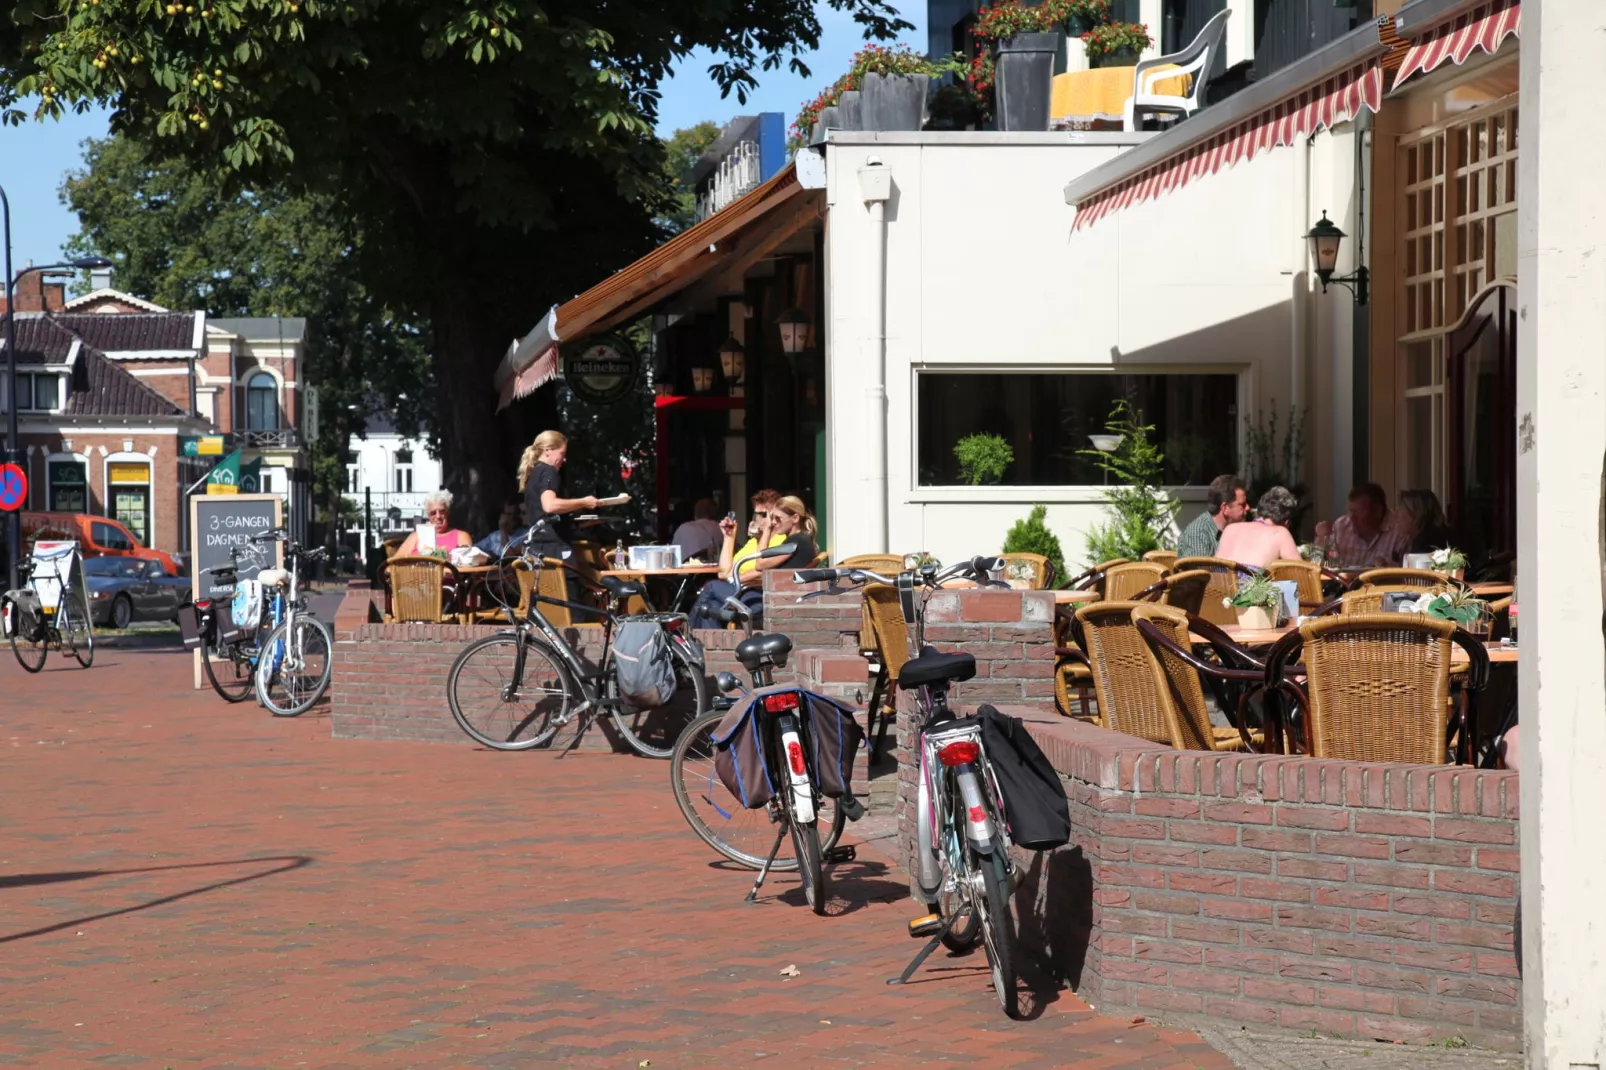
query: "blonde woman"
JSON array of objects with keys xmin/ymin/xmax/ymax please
[
  {"xmin": 517, "ymin": 430, "xmax": 595, "ymax": 602},
  {"xmin": 691, "ymin": 493, "xmax": 819, "ymax": 629}
]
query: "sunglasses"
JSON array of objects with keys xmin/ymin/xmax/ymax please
[{"xmin": 427, "ymin": 510, "xmax": 449, "ymax": 519}]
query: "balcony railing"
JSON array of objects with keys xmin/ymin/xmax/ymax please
[
  {"xmin": 341, "ymin": 490, "xmax": 430, "ymax": 523},
  {"xmin": 237, "ymin": 427, "xmax": 301, "ymax": 449}
]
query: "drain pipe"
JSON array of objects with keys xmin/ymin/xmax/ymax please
[{"xmin": 858, "ymin": 156, "xmax": 892, "ymax": 552}]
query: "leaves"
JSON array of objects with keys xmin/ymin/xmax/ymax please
[{"xmin": 1081, "ymin": 401, "xmax": 1179, "ymax": 562}]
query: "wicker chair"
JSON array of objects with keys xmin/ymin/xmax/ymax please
[
  {"xmin": 839, "ymin": 554, "xmax": 906, "ymax": 576},
  {"xmin": 1358, "ymin": 568, "xmax": 1451, "ymax": 589},
  {"xmin": 998, "ymin": 552, "xmax": 1055, "ymax": 589},
  {"xmin": 1143, "ymin": 549, "xmax": 1178, "ymax": 570},
  {"xmin": 1103, "ymin": 562, "xmax": 1167, "ymax": 602},
  {"xmin": 1075, "ymin": 602, "xmax": 1174, "ymax": 744},
  {"xmin": 381, "ymin": 536, "xmax": 405, "ymax": 560},
  {"xmin": 385, "ymin": 555, "xmax": 462, "ymax": 623},
  {"xmin": 1326, "ymin": 584, "xmax": 1448, "ymax": 615},
  {"xmin": 1142, "ymin": 569, "xmax": 1211, "ymax": 616},
  {"xmin": 861, "ymin": 585, "xmax": 913, "ymax": 760},
  {"xmin": 1267, "ymin": 559, "xmax": 1325, "ymax": 613},
  {"xmin": 1264, "ymin": 614, "xmax": 1489, "ymax": 763},
  {"xmin": 1174, "ymin": 556, "xmax": 1260, "ymax": 626},
  {"xmin": 535, "ymin": 558, "xmax": 606, "ymax": 628},
  {"xmin": 1132, "ymin": 604, "xmax": 1265, "ymax": 752},
  {"xmin": 1065, "ymin": 558, "xmax": 1131, "ymax": 597},
  {"xmin": 472, "ymin": 559, "xmax": 536, "ymax": 624}
]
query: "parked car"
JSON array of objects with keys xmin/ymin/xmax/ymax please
[
  {"xmin": 82, "ymin": 556, "xmax": 191, "ymax": 629},
  {"xmin": 19, "ymin": 512, "xmax": 180, "ymax": 577}
]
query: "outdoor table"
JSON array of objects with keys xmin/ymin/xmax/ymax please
[
  {"xmin": 452, "ymin": 562, "xmax": 507, "ymax": 619},
  {"xmin": 1053, "ymin": 589, "xmax": 1101, "ymax": 605},
  {"xmin": 599, "ymin": 565, "xmax": 721, "ymax": 613},
  {"xmin": 1049, "ymin": 65, "xmax": 1190, "ymax": 129}
]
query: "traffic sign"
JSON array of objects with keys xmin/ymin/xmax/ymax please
[{"xmin": 0, "ymin": 463, "xmax": 27, "ymax": 512}]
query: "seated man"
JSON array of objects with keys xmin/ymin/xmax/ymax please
[
  {"xmin": 1315, "ymin": 482, "xmax": 1410, "ymax": 568},
  {"xmin": 475, "ymin": 498, "xmax": 529, "ymax": 559},
  {"xmin": 671, "ymin": 497, "xmax": 724, "ymax": 563}
]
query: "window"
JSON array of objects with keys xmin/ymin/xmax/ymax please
[
  {"xmin": 346, "ymin": 464, "xmax": 360, "ymax": 493},
  {"xmin": 246, "ymin": 372, "xmax": 279, "ymax": 430},
  {"xmin": 48, "ymin": 460, "xmax": 87, "ymax": 512},
  {"xmin": 32, "ymin": 374, "xmax": 60, "ymax": 411},
  {"xmin": 93, "ymin": 521, "xmax": 133, "ymax": 552},
  {"xmin": 916, "ymin": 371, "xmax": 1239, "ymax": 486},
  {"xmin": 107, "ymin": 462, "xmax": 151, "ymax": 546},
  {"xmin": 395, "ymin": 448, "xmax": 414, "ymax": 493}
]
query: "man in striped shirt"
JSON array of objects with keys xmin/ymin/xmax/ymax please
[{"xmin": 1177, "ymin": 474, "xmax": 1248, "ymax": 559}]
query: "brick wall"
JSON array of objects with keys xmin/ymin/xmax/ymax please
[{"xmin": 22, "ymin": 431, "xmax": 185, "ymax": 554}]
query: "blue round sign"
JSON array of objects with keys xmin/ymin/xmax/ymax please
[{"xmin": 0, "ymin": 463, "xmax": 27, "ymax": 512}]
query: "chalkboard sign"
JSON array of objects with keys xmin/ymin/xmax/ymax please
[{"xmin": 189, "ymin": 493, "xmax": 283, "ymax": 601}]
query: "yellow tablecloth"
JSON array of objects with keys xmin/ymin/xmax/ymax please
[{"xmin": 1050, "ymin": 65, "xmax": 1192, "ymax": 125}]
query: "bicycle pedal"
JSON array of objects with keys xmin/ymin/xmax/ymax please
[
  {"xmin": 822, "ymin": 845, "xmax": 856, "ymax": 864},
  {"xmin": 907, "ymin": 914, "xmax": 942, "ymax": 938}
]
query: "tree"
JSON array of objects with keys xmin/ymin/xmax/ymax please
[
  {"xmin": 59, "ymin": 133, "xmax": 432, "ymax": 540},
  {"xmin": 0, "ymin": 0, "xmax": 912, "ymax": 529},
  {"xmin": 660, "ymin": 121, "xmax": 722, "ymax": 234}
]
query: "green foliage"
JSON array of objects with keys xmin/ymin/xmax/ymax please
[
  {"xmin": 1245, "ymin": 405, "xmax": 1310, "ymax": 537},
  {"xmin": 1227, "ymin": 571, "xmax": 1280, "ymax": 612},
  {"xmin": 1002, "ymin": 505, "xmax": 1066, "ymax": 589},
  {"xmin": 1080, "ymin": 400, "xmax": 1179, "ymax": 562},
  {"xmin": 790, "ymin": 44, "xmax": 960, "ymax": 148},
  {"xmin": 953, "ymin": 432, "xmax": 1013, "ymax": 486},
  {"xmin": 1080, "ymin": 21, "xmax": 1153, "ymax": 61},
  {"xmin": 659, "ymin": 121, "xmax": 721, "ymax": 235},
  {"xmin": 1421, "ymin": 586, "xmax": 1486, "ymax": 627}
]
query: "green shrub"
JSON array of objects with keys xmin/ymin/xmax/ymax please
[
  {"xmin": 1002, "ymin": 505, "xmax": 1067, "ymax": 587},
  {"xmin": 1081, "ymin": 400, "xmax": 1179, "ymax": 562},
  {"xmin": 953, "ymin": 432, "xmax": 1014, "ymax": 486}
]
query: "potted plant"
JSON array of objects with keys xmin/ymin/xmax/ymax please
[
  {"xmin": 1405, "ymin": 586, "xmax": 1491, "ymax": 637},
  {"xmin": 974, "ymin": 0, "xmax": 1066, "ymax": 131},
  {"xmin": 1081, "ymin": 401, "xmax": 1180, "ymax": 562},
  {"xmin": 1429, "ymin": 546, "xmax": 1468, "ymax": 581},
  {"xmin": 1002, "ymin": 504, "xmax": 1068, "ymax": 589},
  {"xmin": 954, "ymin": 432, "xmax": 1015, "ymax": 485},
  {"xmin": 1227, "ymin": 571, "xmax": 1283, "ymax": 630},
  {"xmin": 792, "ymin": 74, "xmax": 856, "ymax": 150},
  {"xmin": 853, "ymin": 44, "xmax": 964, "ymax": 132},
  {"xmin": 1082, "ymin": 21, "xmax": 1152, "ymax": 68},
  {"xmin": 1062, "ymin": 0, "xmax": 1112, "ymax": 37}
]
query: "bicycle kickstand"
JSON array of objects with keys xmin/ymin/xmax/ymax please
[
  {"xmin": 745, "ymin": 826, "xmax": 788, "ymax": 903},
  {"xmin": 556, "ymin": 708, "xmax": 594, "ymax": 759},
  {"xmin": 886, "ymin": 912, "xmax": 962, "ymax": 986}
]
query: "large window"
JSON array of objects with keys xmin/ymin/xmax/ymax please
[
  {"xmin": 916, "ymin": 371, "xmax": 1239, "ymax": 486},
  {"xmin": 246, "ymin": 372, "xmax": 279, "ymax": 430}
]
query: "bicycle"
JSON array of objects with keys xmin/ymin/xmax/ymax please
[
  {"xmin": 2, "ymin": 545, "xmax": 94, "ymax": 672},
  {"xmin": 795, "ymin": 556, "xmax": 1026, "ymax": 1017},
  {"xmin": 445, "ymin": 545, "xmax": 708, "ymax": 758}
]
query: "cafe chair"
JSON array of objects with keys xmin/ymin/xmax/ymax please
[
  {"xmin": 1123, "ymin": 7, "xmax": 1231, "ymax": 132},
  {"xmin": 536, "ymin": 557, "xmax": 607, "ymax": 628},
  {"xmin": 1318, "ymin": 584, "xmax": 1449, "ymax": 616},
  {"xmin": 838, "ymin": 554, "xmax": 905, "ymax": 576},
  {"xmin": 385, "ymin": 555, "xmax": 462, "ymax": 623},
  {"xmin": 1132, "ymin": 604, "xmax": 1266, "ymax": 752},
  {"xmin": 473, "ymin": 558, "xmax": 536, "ymax": 624},
  {"xmin": 1174, "ymin": 556, "xmax": 1260, "ymax": 627},
  {"xmin": 860, "ymin": 584, "xmax": 913, "ymax": 762},
  {"xmin": 1064, "ymin": 558, "xmax": 1131, "ymax": 598},
  {"xmin": 1142, "ymin": 549, "xmax": 1178, "ymax": 570},
  {"xmin": 1102, "ymin": 561, "xmax": 1167, "ymax": 602},
  {"xmin": 1267, "ymin": 559, "xmax": 1326, "ymax": 614},
  {"xmin": 998, "ymin": 552, "xmax": 1055, "ymax": 589},
  {"xmin": 1132, "ymin": 568, "xmax": 1212, "ymax": 616},
  {"xmin": 1076, "ymin": 602, "xmax": 1178, "ymax": 745},
  {"xmin": 381, "ymin": 536, "xmax": 405, "ymax": 560},
  {"xmin": 1358, "ymin": 568, "xmax": 1450, "ymax": 589}
]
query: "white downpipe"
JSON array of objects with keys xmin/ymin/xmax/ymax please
[
  {"xmin": 858, "ymin": 157, "xmax": 892, "ymax": 552},
  {"xmin": 1290, "ymin": 137, "xmax": 1313, "ymax": 481}
]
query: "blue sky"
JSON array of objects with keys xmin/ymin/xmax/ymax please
[{"xmin": 0, "ymin": 4, "xmax": 923, "ymax": 273}]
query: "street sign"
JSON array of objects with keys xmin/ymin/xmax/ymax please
[
  {"xmin": 181, "ymin": 435, "xmax": 227, "ymax": 457},
  {"xmin": 0, "ymin": 464, "xmax": 27, "ymax": 512}
]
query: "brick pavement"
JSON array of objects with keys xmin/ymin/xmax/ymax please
[{"xmin": 0, "ymin": 647, "xmax": 1234, "ymax": 1069}]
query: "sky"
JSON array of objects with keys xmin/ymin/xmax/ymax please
[{"xmin": 0, "ymin": 4, "xmax": 924, "ymax": 273}]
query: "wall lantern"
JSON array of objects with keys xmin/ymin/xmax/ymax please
[
  {"xmin": 1305, "ymin": 211, "xmax": 1369, "ymax": 305},
  {"xmin": 690, "ymin": 362, "xmax": 715, "ymax": 394},
  {"xmin": 717, "ymin": 334, "xmax": 746, "ymax": 383},
  {"xmin": 776, "ymin": 306, "xmax": 810, "ymax": 356}
]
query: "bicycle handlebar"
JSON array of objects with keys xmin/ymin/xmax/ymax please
[{"xmin": 791, "ymin": 555, "xmax": 1006, "ymax": 589}]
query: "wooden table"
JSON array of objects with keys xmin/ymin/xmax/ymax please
[
  {"xmin": 1054, "ymin": 589, "xmax": 1100, "ymax": 605},
  {"xmin": 598, "ymin": 565, "xmax": 722, "ymax": 612}
]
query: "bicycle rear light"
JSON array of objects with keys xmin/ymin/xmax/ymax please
[
  {"xmin": 762, "ymin": 692, "xmax": 801, "ymax": 713},
  {"xmin": 937, "ymin": 740, "xmax": 981, "ymax": 767},
  {"xmin": 786, "ymin": 740, "xmax": 808, "ymax": 775}
]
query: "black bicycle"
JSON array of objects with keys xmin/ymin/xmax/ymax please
[{"xmin": 3, "ymin": 553, "xmax": 93, "ymax": 673}]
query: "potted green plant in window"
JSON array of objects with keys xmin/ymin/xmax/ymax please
[
  {"xmin": 1227, "ymin": 571, "xmax": 1283, "ymax": 630},
  {"xmin": 973, "ymin": 0, "xmax": 1066, "ymax": 131},
  {"xmin": 1082, "ymin": 21, "xmax": 1152, "ymax": 68},
  {"xmin": 1080, "ymin": 401, "xmax": 1180, "ymax": 562},
  {"xmin": 954, "ymin": 432, "xmax": 1014, "ymax": 485}
]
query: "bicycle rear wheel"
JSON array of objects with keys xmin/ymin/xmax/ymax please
[
  {"xmin": 610, "ymin": 648, "xmax": 708, "ymax": 759},
  {"xmin": 203, "ymin": 634, "xmax": 255, "ymax": 702},
  {"xmin": 974, "ymin": 847, "xmax": 1019, "ymax": 1018},
  {"xmin": 669, "ymin": 709, "xmax": 843, "ymax": 870},
  {"xmin": 789, "ymin": 802, "xmax": 826, "ymax": 915},
  {"xmin": 447, "ymin": 633, "xmax": 571, "ymax": 750},
  {"xmin": 256, "ymin": 616, "xmax": 334, "ymax": 716},
  {"xmin": 6, "ymin": 599, "xmax": 46, "ymax": 673}
]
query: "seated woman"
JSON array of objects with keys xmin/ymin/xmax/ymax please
[
  {"xmin": 395, "ymin": 489, "xmax": 474, "ymax": 558},
  {"xmin": 1216, "ymin": 486, "xmax": 1301, "ymax": 569},
  {"xmin": 690, "ymin": 494, "xmax": 818, "ymax": 630},
  {"xmin": 1397, "ymin": 488, "xmax": 1453, "ymax": 556}
]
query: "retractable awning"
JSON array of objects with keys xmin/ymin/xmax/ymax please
[
  {"xmin": 495, "ymin": 163, "xmax": 817, "ymax": 411},
  {"xmin": 1064, "ymin": 18, "xmax": 1402, "ymax": 230},
  {"xmin": 1392, "ymin": 0, "xmax": 1520, "ymax": 91}
]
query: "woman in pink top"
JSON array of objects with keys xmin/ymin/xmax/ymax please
[
  {"xmin": 1216, "ymin": 486, "xmax": 1301, "ymax": 569},
  {"xmin": 395, "ymin": 488, "xmax": 473, "ymax": 557}
]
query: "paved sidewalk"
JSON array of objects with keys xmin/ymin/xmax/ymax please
[{"xmin": 1, "ymin": 648, "xmax": 1230, "ymax": 1068}]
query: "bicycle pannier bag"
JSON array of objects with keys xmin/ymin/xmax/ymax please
[
  {"xmin": 613, "ymin": 618, "xmax": 678, "ymax": 708},
  {"xmin": 3, "ymin": 590, "xmax": 43, "ymax": 640},
  {"xmin": 977, "ymin": 704, "xmax": 1071, "ymax": 851},
  {"xmin": 230, "ymin": 580, "xmax": 264, "ymax": 639},
  {"xmin": 177, "ymin": 602, "xmax": 206, "ymax": 649},
  {"xmin": 712, "ymin": 685, "xmax": 864, "ymax": 808}
]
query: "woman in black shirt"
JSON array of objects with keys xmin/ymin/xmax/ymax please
[{"xmin": 516, "ymin": 430, "xmax": 595, "ymax": 603}]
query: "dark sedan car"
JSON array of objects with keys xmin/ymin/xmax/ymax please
[{"xmin": 83, "ymin": 556, "xmax": 191, "ymax": 629}]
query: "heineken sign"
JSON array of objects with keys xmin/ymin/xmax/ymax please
[{"xmin": 564, "ymin": 336, "xmax": 639, "ymax": 405}]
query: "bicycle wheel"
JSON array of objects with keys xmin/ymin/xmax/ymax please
[
  {"xmin": 447, "ymin": 632, "xmax": 572, "ymax": 750},
  {"xmin": 61, "ymin": 597, "xmax": 93, "ymax": 669},
  {"xmin": 934, "ymin": 816, "xmax": 982, "ymax": 952},
  {"xmin": 670, "ymin": 709, "xmax": 843, "ymax": 870},
  {"xmin": 610, "ymin": 648, "xmax": 708, "ymax": 759},
  {"xmin": 6, "ymin": 599, "xmax": 46, "ymax": 673},
  {"xmin": 203, "ymin": 634, "xmax": 255, "ymax": 702},
  {"xmin": 256, "ymin": 616, "xmax": 334, "ymax": 717},
  {"xmin": 789, "ymin": 802, "xmax": 826, "ymax": 915},
  {"xmin": 973, "ymin": 847, "xmax": 1019, "ymax": 1018}
]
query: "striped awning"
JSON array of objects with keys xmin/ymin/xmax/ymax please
[
  {"xmin": 1392, "ymin": 0, "xmax": 1520, "ymax": 90},
  {"xmin": 1073, "ymin": 61, "xmax": 1384, "ymax": 230}
]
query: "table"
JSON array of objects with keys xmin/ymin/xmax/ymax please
[
  {"xmin": 1049, "ymin": 65, "xmax": 1191, "ymax": 129},
  {"xmin": 599, "ymin": 565, "xmax": 722, "ymax": 613},
  {"xmin": 1054, "ymin": 589, "xmax": 1101, "ymax": 605}
]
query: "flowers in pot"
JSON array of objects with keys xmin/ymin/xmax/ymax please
[
  {"xmin": 1082, "ymin": 21, "xmax": 1152, "ymax": 68},
  {"xmin": 971, "ymin": 0, "xmax": 1068, "ymax": 130},
  {"xmin": 1226, "ymin": 571, "xmax": 1283, "ymax": 630},
  {"xmin": 791, "ymin": 46, "xmax": 965, "ymax": 147},
  {"xmin": 1429, "ymin": 546, "xmax": 1468, "ymax": 579},
  {"xmin": 1403, "ymin": 586, "xmax": 1491, "ymax": 635},
  {"xmin": 1061, "ymin": 0, "xmax": 1112, "ymax": 36}
]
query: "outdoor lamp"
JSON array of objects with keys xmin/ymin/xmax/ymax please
[
  {"xmin": 717, "ymin": 334, "xmax": 746, "ymax": 383},
  {"xmin": 691, "ymin": 363, "xmax": 715, "ymax": 394},
  {"xmin": 1305, "ymin": 211, "xmax": 1369, "ymax": 305},
  {"xmin": 776, "ymin": 307, "xmax": 810, "ymax": 356}
]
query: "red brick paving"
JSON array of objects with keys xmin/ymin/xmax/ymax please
[{"xmin": 1, "ymin": 647, "xmax": 1232, "ymax": 1068}]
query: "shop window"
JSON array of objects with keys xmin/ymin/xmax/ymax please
[
  {"xmin": 108, "ymin": 462, "xmax": 152, "ymax": 546},
  {"xmin": 246, "ymin": 372, "xmax": 280, "ymax": 430},
  {"xmin": 916, "ymin": 371, "xmax": 1239, "ymax": 487},
  {"xmin": 48, "ymin": 459, "xmax": 87, "ymax": 512}
]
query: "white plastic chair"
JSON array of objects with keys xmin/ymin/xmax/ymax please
[{"xmin": 1123, "ymin": 8, "xmax": 1232, "ymax": 132}]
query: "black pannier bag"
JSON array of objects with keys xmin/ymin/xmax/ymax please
[
  {"xmin": 977, "ymin": 703, "xmax": 1071, "ymax": 851},
  {"xmin": 713, "ymin": 684, "xmax": 865, "ymax": 809}
]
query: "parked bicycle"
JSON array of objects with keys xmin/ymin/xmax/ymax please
[
  {"xmin": 2, "ymin": 542, "xmax": 93, "ymax": 672},
  {"xmin": 185, "ymin": 530, "xmax": 333, "ymax": 716},
  {"xmin": 670, "ymin": 546, "xmax": 865, "ymax": 913},
  {"xmin": 445, "ymin": 546, "xmax": 708, "ymax": 758}
]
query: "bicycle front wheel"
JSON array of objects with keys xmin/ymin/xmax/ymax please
[
  {"xmin": 256, "ymin": 616, "xmax": 334, "ymax": 717},
  {"xmin": 61, "ymin": 598, "xmax": 93, "ymax": 669},
  {"xmin": 447, "ymin": 633, "xmax": 572, "ymax": 750},
  {"xmin": 610, "ymin": 649, "xmax": 708, "ymax": 759},
  {"xmin": 669, "ymin": 710, "xmax": 844, "ymax": 870},
  {"xmin": 7, "ymin": 600, "xmax": 46, "ymax": 674}
]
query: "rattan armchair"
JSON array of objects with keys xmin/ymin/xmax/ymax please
[
  {"xmin": 1132, "ymin": 604, "xmax": 1265, "ymax": 752},
  {"xmin": 385, "ymin": 555, "xmax": 462, "ymax": 623},
  {"xmin": 1065, "ymin": 558, "xmax": 1131, "ymax": 597},
  {"xmin": 1131, "ymin": 568, "xmax": 1212, "ymax": 616},
  {"xmin": 1358, "ymin": 567, "xmax": 1451, "ymax": 589},
  {"xmin": 861, "ymin": 584, "xmax": 913, "ymax": 760},
  {"xmin": 1103, "ymin": 561, "xmax": 1167, "ymax": 602},
  {"xmin": 1143, "ymin": 549, "xmax": 1178, "ymax": 570},
  {"xmin": 998, "ymin": 552, "xmax": 1055, "ymax": 589},
  {"xmin": 1267, "ymin": 559, "xmax": 1325, "ymax": 613},
  {"xmin": 1174, "ymin": 556, "xmax": 1260, "ymax": 626},
  {"xmin": 1263, "ymin": 614, "xmax": 1490, "ymax": 763},
  {"xmin": 838, "ymin": 554, "xmax": 906, "ymax": 576},
  {"xmin": 1075, "ymin": 602, "xmax": 1175, "ymax": 744},
  {"xmin": 535, "ymin": 558, "xmax": 607, "ymax": 628},
  {"xmin": 1317, "ymin": 584, "xmax": 1448, "ymax": 616},
  {"xmin": 472, "ymin": 558, "xmax": 536, "ymax": 624}
]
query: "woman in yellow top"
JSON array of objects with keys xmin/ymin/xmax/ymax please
[{"xmin": 690, "ymin": 492, "xmax": 818, "ymax": 629}]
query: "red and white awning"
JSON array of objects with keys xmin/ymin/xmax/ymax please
[
  {"xmin": 1393, "ymin": 0, "xmax": 1520, "ymax": 91},
  {"xmin": 1073, "ymin": 61, "xmax": 1384, "ymax": 231}
]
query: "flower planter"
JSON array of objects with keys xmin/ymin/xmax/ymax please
[
  {"xmin": 809, "ymin": 105, "xmax": 843, "ymax": 146},
  {"xmin": 1091, "ymin": 45, "xmax": 1139, "ymax": 68},
  {"xmin": 837, "ymin": 90, "xmax": 863, "ymax": 132},
  {"xmin": 860, "ymin": 72, "xmax": 929, "ymax": 131},
  {"xmin": 994, "ymin": 32, "xmax": 1060, "ymax": 132},
  {"xmin": 1234, "ymin": 605, "xmax": 1277, "ymax": 631},
  {"xmin": 1065, "ymin": 13, "xmax": 1097, "ymax": 36}
]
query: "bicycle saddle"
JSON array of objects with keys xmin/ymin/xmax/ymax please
[
  {"xmin": 598, "ymin": 575, "xmax": 646, "ymax": 600},
  {"xmin": 735, "ymin": 632, "xmax": 792, "ymax": 670},
  {"xmin": 257, "ymin": 568, "xmax": 290, "ymax": 588},
  {"xmin": 897, "ymin": 649, "xmax": 976, "ymax": 690}
]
